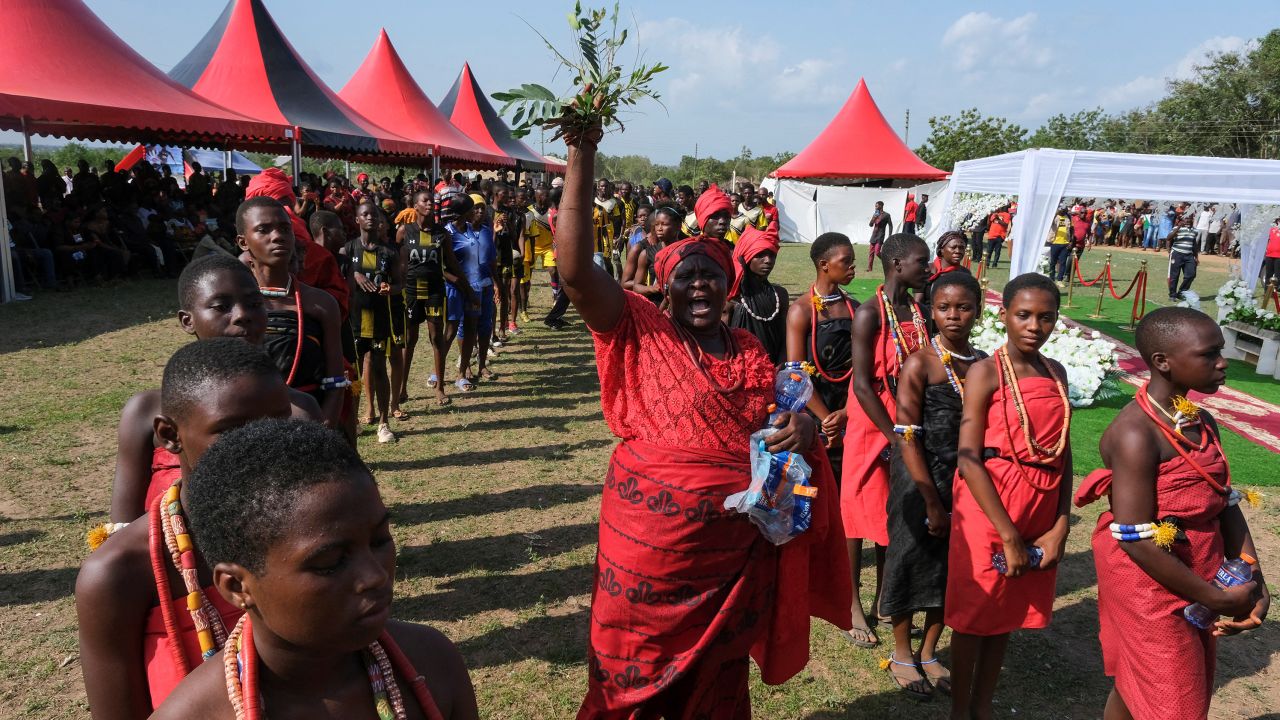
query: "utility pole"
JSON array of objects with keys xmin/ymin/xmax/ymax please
[
  {"xmin": 905, "ymin": 109, "xmax": 910, "ymax": 145},
  {"xmin": 693, "ymin": 143, "xmax": 699, "ymax": 178}
]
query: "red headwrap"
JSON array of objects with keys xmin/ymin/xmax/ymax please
[
  {"xmin": 730, "ymin": 224, "xmax": 781, "ymax": 297},
  {"xmin": 693, "ymin": 183, "xmax": 732, "ymax": 228},
  {"xmin": 245, "ymin": 167, "xmax": 297, "ymax": 206},
  {"xmin": 653, "ymin": 238, "xmax": 734, "ymax": 289}
]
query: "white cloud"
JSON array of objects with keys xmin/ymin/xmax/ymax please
[
  {"xmin": 941, "ymin": 12, "xmax": 1051, "ymax": 73},
  {"xmin": 637, "ymin": 17, "xmax": 841, "ymax": 109},
  {"xmin": 1099, "ymin": 35, "xmax": 1255, "ymax": 108}
]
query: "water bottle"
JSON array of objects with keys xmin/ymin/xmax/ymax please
[
  {"xmin": 1183, "ymin": 553, "xmax": 1257, "ymax": 629},
  {"xmin": 991, "ymin": 545, "xmax": 1044, "ymax": 574},
  {"xmin": 768, "ymin": 364, "xmax": 814, "ymax": 425}
]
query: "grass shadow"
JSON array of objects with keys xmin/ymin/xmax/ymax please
[
  {"xmin": 393, "ymin": 483, "xmax": 598, "ymax": 526},
  {"xmin": 397, "ymin": 410, "xmax": 605, "ymax": 439},
  {"xmin": 457, "ymin": 607, "xmax": 590, "ymax": 670},
  {"xmin": 0, "ymin": 277, "xmax": 175, "ymax": 354},
  {"xmin": 0, "ymin": 529, "xmax": 45, "ymax": 548},
  {"xmin": 396, "ymin": 564, "xmax": 593, "ymax": 623},
  {"xmin": 374, "ymin": 439, "xmax": 612, "ymax": 472},
  {"xmin": 0, "ymin": 567, "xmax": 78, "ymax": 606},
  {"xmin": 398, "ymin": 521, "xmax": 597, "ymax": 577}
]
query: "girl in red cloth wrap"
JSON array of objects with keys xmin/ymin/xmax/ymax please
[
  {"xmin": 554, "ymin": 111, "xmax": 851, "ymax": 719},
  {"xmin": 917, "ymin": 231, "xmax": 971, "ymax": 333},
  {"xmin": 106, "ymin": 256, "xmax": 322, "ymax": 526},
  {"xmin": 726, "ymin": 223, "xmax": 788, "ymax": 364},
  {"xmin": 151, "ymin": 419, "xmax": 477, "ymax": 719},
  {"xmin": 948, "ymin": 273, "xmax": 1074, "ymax": 720},
  {"xmin": 1076, "ymin": 307, "xmax": 1267, "ymax": 720},
  {"xmin": 842, "ymin": 233, "xmax": 932, "ymax": 648},
  {"xmin": 78, "ymin": 340, "xmax": 293, "ymax": 720}
]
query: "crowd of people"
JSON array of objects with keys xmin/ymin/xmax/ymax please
[{"xmin": 54, "ymin": 122, "xmax": 1271, "ymax": 719}]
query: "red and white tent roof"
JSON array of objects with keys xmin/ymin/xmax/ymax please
[
  {"xmin": 339, "ymin": 30, "xmax": 508, "ymax": 168},
  {"xmin": 0, "ymin": 0, "xmax": 286, "ymax": 147},
  {"xmin": 169, "ymin": 0, "xmax": 427, "ymax": 158},
  {"xmin": 437, "ymin": 63, "xmax": 565, "ymax": 173},
  {"xmin": 774, "ymin": 79, "xmax": 946, "ymax": 181}
]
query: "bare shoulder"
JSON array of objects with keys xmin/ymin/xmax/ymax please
[
  {"xmin": 386, "ymin": 620, "xmax": 476, "ymax": 719},
  {"xmin": 76, "ymin": 519, "xmax": 154, "ymax": 609},
  {"xmin": 149, "ymin": 647, "xmax": 235, "ymax": 719},
  {"xmin": 1045, "ymin": 357, "xmax": 1070, "ymax": 384},
  {"xmin": 1099, "ymin": 402, "xmax": 1156, "ymax": 465},
  {"xmin": 287, "ymin": 388, "xmax": 323, "ymax": 421},
  {"xmin": 119, "ymin": 388, "xmax": 161, "ymax": 425},
  {"xmin": 300, "ymin": 282, "xmax": 340, "ymax": 318},
  {"xmin": 785, "ymin": 293, "xmax": 812, "ymax": 327}
]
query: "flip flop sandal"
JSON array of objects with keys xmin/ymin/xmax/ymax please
[
  {"xmin": 841, "ymin": 625, "xmax": 878, "ymax": 649},
  {"xmin": 918, "ymin": 657, "xmax": 951, "ymax": 695},
  {"xmin": 436, "ymin": 395, "xmax": 452, "ymax": 406},
  {"xmin": 362, "ymin": 415, "xmax": 376, "ymax": 426},
  {"xmin": 391, "ymin": 409, "xmax": 409, "ymax": 421},
  {"xmin": 426, "ymin": 374, "xmax": 439, "ymax": 389},
  {"xmin": 455, "ymin": 378, "xmax": 476, "ymax": 392},
  {"xmin": 881, "ymin": 655, "xmax": 933, "ymax": 701}
]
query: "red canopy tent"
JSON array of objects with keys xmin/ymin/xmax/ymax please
[
  {"xmin": 338, "ymin": 30, "xmax": 507, "ymax": 169},
  {"xmin": 773, "ymin": 79, "xmax": 946, "ymax": 181},
  {"xmin": 0, "ymin": 0, "xmax": 286, "ymax": 148},
  {"xmin": 437, "ymin": 63, "xmax": 566, "ymax": 173},
  {"xmin": 169, "ymin": 0, "xmax": 428, "ymax": 160}
]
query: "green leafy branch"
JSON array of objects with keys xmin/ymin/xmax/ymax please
[{"xmin": 492, "ymin": 2, "xmax": 668, "ymax": 141}]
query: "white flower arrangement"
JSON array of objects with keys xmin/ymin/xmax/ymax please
[
  {"xmin": 970, "ymin": 305, "xmax": 1120, "ymax": 407},
  {"xmin": 1216, "ymin": 275, "xmax": 1257, "ymax": 322},
  {"xmin": 944, "ymin": 193, "xmax": 1015, "ymax": 231}
]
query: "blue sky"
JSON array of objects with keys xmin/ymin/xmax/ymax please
[{"xmin": 76, "ymin": 0, "xmax": 1279, "ymax": 163}]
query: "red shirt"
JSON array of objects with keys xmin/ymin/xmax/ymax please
[
  {"xmin": 904, "ymin": 200, "xmax": 918, "ymax": 223},
  {"xmin": 1268, "ymin": 226, "xmax": 1280, "ymax": 258},
  {"xmin": 987, "ymin": 212, "xmax": 1011, "ymax": 239}
]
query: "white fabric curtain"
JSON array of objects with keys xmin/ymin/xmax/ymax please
[
  {"xmin": 772, "ymin": 178, "xmax": 948, "ymax": 244},
  {"xmin": 1237, "ymin": 204, "xmax": 1270, "ymax": 291},
  {"xmin": 1010, "ymin": 150, "xmax": 1074, "ymax": 277}
]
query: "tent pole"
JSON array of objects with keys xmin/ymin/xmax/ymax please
[
  {"xmin": 345, "ymin": 160, "xmax": 352, "ymax": 181},
  {"xmin": 0, "ymin": 172, "xmax": 14, "ymax": 303},
  {"xmin": 20, "ymin": 117, "xmax": 32, "ymax": 163},
  {"xmin": 432, "ymin": 154, "xmax": 440, "ymax": 185},
  {"xmin": 223, "ymin": 149, "xmax": 233, "ymax": 181},
  {"xmin": 291, "ymin": 133, "xmax": 302, "ymax": 181}
]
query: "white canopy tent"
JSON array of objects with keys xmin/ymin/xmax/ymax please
[{"xmin": 936, "ymin": 149, "xmax": 1280, "ymax": 288}]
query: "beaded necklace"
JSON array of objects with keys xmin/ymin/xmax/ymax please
[
  {"xmin": 258, "ymin": 276, "xmax": 292, "ymax": 298},
  {"xmin": 994, "ymin": 346, "xmax": 1072, "ymax": 491},
  {"xmin": 739, "ymin": 285, "xmax": 783, "ymax": 322},
  {"xmin": 877, "ymin": 285, "xmax": 926, "ymax": 374},
  {"xmin": 223, "ymin": 615, "xmax": 444, "ymax": 720},
  {"xmin": 931, "ymin": 335, "xmax": 975, "ymax": 400},
  {"xmin": 1136, "ymin": 386, "xmax": 1231, "ymax": 495},
  {"xmin": 808, "ymin": 286, "xmax": 856, "ymax": 383},
  {"xmin": 153, "ymin": 481, "xmax": 228, "ymax": 667}
]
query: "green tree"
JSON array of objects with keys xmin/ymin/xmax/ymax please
[
  {"xmin": 1026, "ymin": 109, "xmax": 1107, "ymax": 150},
  {"xmin": 914, "ymin": 108, "xmax": 1027, "ymax": 170}
]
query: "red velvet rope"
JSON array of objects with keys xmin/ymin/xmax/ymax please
[
  {"xmin": 1074, "ymin": 256, "xmax": 1108, "ymax": 287},
  {"xmin": 1106, "ymin": 264, "xmax": 1144, "ymax": 300}
]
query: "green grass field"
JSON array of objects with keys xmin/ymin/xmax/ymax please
[{"xmin": 0, "ymin": 245, "xmax": 1275, "ymax": 719}]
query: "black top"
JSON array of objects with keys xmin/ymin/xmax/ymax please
[
  {"xmin": 728, "ymin": 273, "xmax": 788, "ymax": 365},
  {"xmin": 807, "ymin": 314, "xmax": 854, "ymax": 413},
  {"xmin": 402, "ymin": 223, "xmax": 446, "ymax": 300},
  {"xmin": 263, "ymin": 308, "xmax": 325, "ymax": 397}
]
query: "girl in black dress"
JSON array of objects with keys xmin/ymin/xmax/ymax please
[
  {"xmin": 880, "ymin": 271, "xmax": 985, "ymax": 699},
  {"xmin": 727, "ymin": 224, "xmax": 789, "ymax": 364}
]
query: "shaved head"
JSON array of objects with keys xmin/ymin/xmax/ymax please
[{"xmin": 1135, "ymin": 306, "xmax": 1218, "ymax": 365}]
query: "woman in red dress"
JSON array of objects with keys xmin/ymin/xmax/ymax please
[
  {"xmin": 1076, "ymin": 307, "xmax": 1267, "ymax": 720},
  {"xmin": 555, "ymin": 116, "xmax": 852, "ymax": 718},
  {"xmin": 947, "ymin": 274, "xmax": 1074, "ymax": 720}
]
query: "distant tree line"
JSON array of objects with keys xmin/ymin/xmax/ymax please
[{"xmin": 915, "ymin": 29, "xmax": 1280, "ymax": 171}]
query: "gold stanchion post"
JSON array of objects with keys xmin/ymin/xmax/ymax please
[
  {"xmin": 1088, "ymin": 253, "xmax": 1112, "ymax": 319},
  {"xmin": 1118, "ymin": 260, "xmax": 1148, "ymax": 331},
  {"xmin": 1263, "ymin": 280, "xmax": 1277, "ymax": 311},
  {"xmin": 1063, "ymin": 253, "xmax": 1078, "ymax": 308}
]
